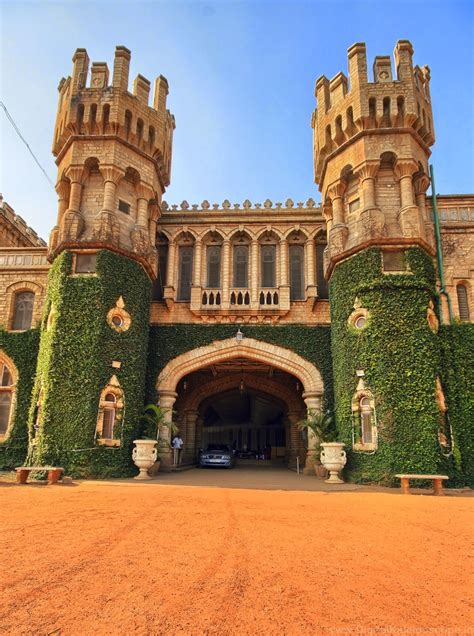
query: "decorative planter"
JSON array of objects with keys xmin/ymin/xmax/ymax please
[
  {"xmin": 320, "ymin": 442, "xmax": 347, "ymax": 484},
  {"xmin": 132, "ymin": 439, "xmax": 158, "ymax": 480}
]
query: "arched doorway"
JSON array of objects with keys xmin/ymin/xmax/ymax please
[{"xmin": 156, "ymin": 337, "xmax": 324, "ymax": 472}]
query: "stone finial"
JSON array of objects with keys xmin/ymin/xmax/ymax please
[
  {"xmin": 212, "ymin": 203, "xmax": 219, "ymax": 210},
  {"xmin": 285, "ymin": 198, "xmax": 294, "ymax": 208},
  {"xmin": 222, "ymin": 199, "xmax": 231, "ymax": 209},
  {"xmin": 233, "ymin": 203, "xmax": 240, "ymax": 210},
  {"xmin": 201, "ymin": 200, "xmax": 210, "ymax": 210},
  {"xmin": 161, "ymin": 201, "xmax": 169, "ymax": 210},
  {"xmin": 264, "ymin": 199, "xmax": 273, "ymax": 209},
  {"xmin": 243, "ymin": 199, "xmax": 252, "ymax": 209},
  {"xmin": 255, "ymin": 203, "xmax": 261, "ymax": 209},
  {"xmin": 306, "ymin": 198, "xmax": 316, "ymax": 208},
  {"xmin": 275, "ymin": 202, "xmax": 282, "ymax": 209},
  {"xmin": 180, "ymin": 200, "xmax": 189, "ymax": 210}
]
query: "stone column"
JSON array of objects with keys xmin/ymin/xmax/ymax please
[
  {"xmin": 60, "ymin": 166, "xmax": 84, "ymax": 242},
  {"xmin": 222, "ymin": 239, "xmax": 231, "ymax": 306},
  {"xmin": 302, "ymin": 392, "xmax": 322, "ymax": 474},
  {"xmin": 190, "ymin": 238, "xmax": 203, "ymax": 310},
  {"xmin": 50, "ymin": 180, "xmax": 70, "ymax": 251},
  {"xmin": 287, "ymin": 411, "xmax": 302, "ymax": 469},
  {"xmin": 355, "ymin": 162, "xmax": 385, "ymax": 240},
  {"xmin": 394, "ymin": 159, "xmax": 420, "ymax": 238},
  {"xmin": 185, "ymin": 410, "xmax": 200, "ymax": 463},
  {"xmin": 163, "ymin": 240, "xmax": 176, "ymax": 307},
  {"xmin": 131, "ymin": 183, "xmax": 153, "ymax": 255},
  {"xmin": 279, "ymin": 236, "xmax": 290, "ymax": 309},
  {"xmin": 414, "ymin": 174, "xmax": 431, "ymax": 241},
  {"xmin": 100, "ymin": 166, "xmax": 124, "ymax": 214},
  {"xmin": 158, "ymin": 390, "xmax": 177, "ymax": 469},
  {"xmin": 305, "ymin": 238, "xmax": 317, "ymax": 298},
  {"xmin": 250, "ymin": 239, "xmax": 259, "ymax": 306},
  {"xmin": 327, "ymin": 181, "xmax": 348, "ymax": 256}
]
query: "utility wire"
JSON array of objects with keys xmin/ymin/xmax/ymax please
[{"xmin": 1, "ymin": 101, "xmax": 55, "ymax": 190}]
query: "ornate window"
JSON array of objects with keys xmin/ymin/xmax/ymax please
[
  {"xmin": 75, "ymin": 253, "xmax": 97, "ymax": 274},
  {"xmin": 206, "ymin": 245, "xmax": 221, "ymax": 288},
  {"xmin": 289, "ymin": 245, "xmax": 305, "ymax": 300},
  {"xmin": 261, "ymin": 244, "xmax": 276, "ymax": 288},
  {"xmin": 12, "ymin": 292, "xmax": 34, "ymax": 330},
  {"xmin": 178, "ymin": 246, "xmax": 193, "ymax": 301},
  {"xmin": 348, "ymin": 299, "xmax": 369, "ymax": 331},
  {"xmin": 351, "ymin": 382, "xmax": 377, "ymax": 451},
  {"xmin": 107, "ymin": 297, "xmax": 131, "ymax": 333},
  {"xmin": 456, "ymin": 283, "xmax": 470, "ymax": 321},
  {"xmin": 233, "ymin": 245, "xmax": 249, "ymax": 288},
  {"xmin": 96, "ymin": 377, "xmax": 124, "ymax": 446},
  {"xmin": 0, "ymin": 356, "xmax": 17, "ymax": 439}
]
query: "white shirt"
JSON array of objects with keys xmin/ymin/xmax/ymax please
[{"xmin": 172, "ymin": 437, "xmax": 183, "ymax": 449}]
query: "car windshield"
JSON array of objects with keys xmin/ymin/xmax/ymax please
[{"xmin": 206, "ymin": 444, "xmax": 230, "ymax": 452}]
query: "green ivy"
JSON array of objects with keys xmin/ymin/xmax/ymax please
[
  {"xmin": 146, "ymin": 324, "xmax": 333, "ymax": 413},
  {"xmin": 439, "ymin": 322, "xmax": 474, "ymax": 487},
  {"xmin": 26, "ymin": 249, "xmax": 151, "ymax": 478},
  {"xmin": 0, "ymin": 329, "xmax": 40, "ymax": 469},
  {"xmin": 329, "ymin": 247, "xmax": 452, "ymax": 485}
]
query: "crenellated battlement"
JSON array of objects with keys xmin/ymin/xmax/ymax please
[
  {"xmin": 53, "ymin": 46, "xmax": 175, "ymax": 187},
  {"xmin": 312, "ymin": 40, "xmax": 434, "ymax": 185}
]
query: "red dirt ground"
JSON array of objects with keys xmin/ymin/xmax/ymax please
[{"xmin": 0, "ymin": 480, "xmax": 472, "ymax": 635}]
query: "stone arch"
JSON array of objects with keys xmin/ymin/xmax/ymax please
[
  {"xmin": 5, "ymin": 281, "xmax": 43, "ymax": 331},
  {"xmin": 183, "ymin": 373, "xmax": 304, "ymax": 414},
  {"xmin": 157, "ymin": 337, "xmax": 324, "ymax": 397}
]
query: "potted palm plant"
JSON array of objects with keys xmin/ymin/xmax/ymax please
[
  {"xmin": 297, "ymin": 410, "xmax": 336, "ymax": 479},
  {"xmin": 132, "ymin": 404, "xmax": 177, "ymax": 479}
]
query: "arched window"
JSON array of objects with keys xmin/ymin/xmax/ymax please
[
  {"xmin": 351, "ymin": 389, "xmax": 377, "ymax": 451},
  {"xmin": 124, "ymin": 110, "xmax": 132, "ymax": 139},
  {"xmin": 0, "ymin": 358, "xmax": 15, "ymax": 438},
  {"xmin": 289, "ymin": 245, "xmax": 305, "ymax": 300},
  {"xmin": 261, "ymin": 244, "xmax": 276, "ymax": 288},
  {"xmin": 90, "ymin": 103, "xmax": 97, "ymax": 129},
  {"xmin": 96, "ymin": 380, "xmax": 124, "ymax": 445},
  {"xmin": 76, "ymin": 103, "xmax": 84, "ymax": 131},
  {"xmin": 207, "ymin": 245, "xmax": 221, "ymax": 288},
  {"xmin": 315, "ymin": 235, "xmax": 329, "ymax": 299},
  {"xmin": 178, "ymin": 246, "xmax": 193, "ymax": 301},
  {"xmin": 12, "ymin": 291, "xmax": 34, "ymax": 330},
  {"xmin": 233, "ymin": 244, "xmax": 249, "ymax": 288},
  {"xmin": 152, "ymin": 233, "xmax": 168, "ymax": 301},
  {"xmin": 457, "ymin": 283, "xmax": 470, "ymax": 321},
  {"xmin": 149, "ymin": 125, "xmax": 155, "ymax": 149},
  {"xmin": 136, "ymin": 118, "xmax": 144, "ymax": 145},
  {"xmin": 102, "ymin": 104, "xmax": 110, "ymax": 133},
  {"xmin": 102, "ymin": 393, "xmax": 117, "ymax": 440}
]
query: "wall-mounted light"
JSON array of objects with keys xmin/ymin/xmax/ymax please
[{"xmin": 236, "ymin": 328, "xmax": 243, "ymax": 344}]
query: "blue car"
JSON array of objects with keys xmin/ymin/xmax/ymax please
[{"xmin": 199, "ymin": 444, "xmax": 236, "ymax": 468}]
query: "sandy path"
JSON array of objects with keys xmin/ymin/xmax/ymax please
[{"xmin": 0, "ymin": 481, "xmax": 472, "ymax": 635}]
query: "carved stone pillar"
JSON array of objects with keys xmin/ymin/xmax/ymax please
[
  {"xmin": 302, "ymin": 392, "xmax": 322, "ymax": 474},
  {"xmin": 158, "ymin": 390, "xmax": 177, "ymax": 468},
  {"xmin": 414, "ymin": 174, "xmax": 431, "ymax": 242},
  {"xmin": 250, "ymin": 239, "xmax": 259, "ymax": 306},
  {"xmin": 305, "ymin": 238, "xmax": 317, "ymax": 298},
  {"xmin": 163, "ymin": 240, "xmax": 176, "ymax": 308},
  {"xmin": 222, "ymin": 239, "xmax": 231, "ymax": 306},
  {"xmin": 394, "ymin": 159, "xmax": 420, "ymax": 238},
  {"xmin": 60, "ymin": 166, "xmax": 85, "ymax": 242},
  {"xmin": 50, "ymin": 180, "xmax": 70, "ymax": 250},
  {"xmin": 131, "ymin": 183, "xmax": 153, "ymax": 254},
  {"xmin": 91, "ymin": 166, "xmax": 123, "ymax": 243},
  {"xmin": 190, "ymin": 238, "xmax": 203, "ymax": 310},
  {"xmin": 185, "ymin": 409, "xmax": 199, "ymax": 463},
  {"xmin": 279, "ymin": 237, "xmax": 290, "ymax": 308},
  {"xmin": 355, "ymin": 162, "xmax": 385, "ymax": 240},
  {"xmin": 327, "ymin": 181, "xmax": 348, "ymax": 256}
]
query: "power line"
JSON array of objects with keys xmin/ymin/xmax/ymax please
[{"xmin": 0, "ymin": 101, "xmax": 55, "ymax": 190}]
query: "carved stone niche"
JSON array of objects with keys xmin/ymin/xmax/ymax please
[
  {"xmin": 359, "ymin": 207, "xmax": 386, "ymax": 242},
  {"xmin": 61, "ymin": 210, "xmax": 85, "ymax": 242},
  {"xmin": 92, "ymin": 211, "xmax": 120, "ymax": 244},
  {"xmin": 328, "ymin": 224, "xmax": 348, "ymax": 256},
  {"xmin": 130, "ymin": 225, "xmax": 150, "ymax": 255}
]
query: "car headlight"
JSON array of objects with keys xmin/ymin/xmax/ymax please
[
  {"xmin": 221, "ymin": 455, "xmax": 231, "ymax": 460},
  {"xmin": 201, "ymin": 455, "xmax": 209, "ymax": 460}
]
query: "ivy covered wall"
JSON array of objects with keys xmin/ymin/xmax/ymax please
[
  {"xmin": 0, "ymin": 329, "xmax": 40, "ymax": 469},
  {"xmin": 329, "ymin": 246, "xmax": 451, "ymax": 484},
  {"xmin": 440, "ymin": 323, "xmax": 474, "ymax": 487},
  {"xmin": 146, "ymin": 324, "xmax": 333, "ymax": 412},
  {"xmin": 27, "ymin": 249, "xmax": 151, "ymax": 478}
]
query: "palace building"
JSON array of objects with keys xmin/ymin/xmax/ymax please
[{"xmin": 0, "ymin": 41, "xmax": 472, "ymax": 483}]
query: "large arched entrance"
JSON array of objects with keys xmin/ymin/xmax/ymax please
[{"xmin": 156, "ymin": 337, "xmax": 324, "ymax": 472}]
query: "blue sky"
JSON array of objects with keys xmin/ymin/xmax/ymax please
[{"xmin": 1, "ymin": 0, "xmax": 473, "ymax": 240}]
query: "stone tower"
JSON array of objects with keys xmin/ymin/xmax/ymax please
[
  {"xmin": 312, "ymin": 42, "xmax": 446, "ymax": 480},
  {"xmin": 49, "ymin": 45, "xmax": 175, "ymax": 273},
  {"xmin": 27, "ymin": 48, "xmax": 175, "ymax": 475}
]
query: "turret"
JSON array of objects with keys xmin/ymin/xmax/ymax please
[
  {"xmin": 312, "ymin": 40, "xmax": 434, "ymax": 277},
  {"xmin": 50, "ymin": 46, "xmax": 175, "ymax": 276}
]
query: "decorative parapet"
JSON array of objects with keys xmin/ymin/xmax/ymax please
[
  {"xmin": 0, "ymin": 196, "xmax": 47, "ymax": 247},
  {"xmin": 161, "ymin": 197, "xmax": 322, "ymax": 214}
]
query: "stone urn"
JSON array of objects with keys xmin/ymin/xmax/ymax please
[
  {"xmin": 132, "ymin": 439, "xmax": 158, "ymax": 480},
  {"xmin": 320, "ymin": 442, "xmax": 347, "ymax": 484}
]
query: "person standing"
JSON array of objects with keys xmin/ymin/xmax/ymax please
[{"xmin": 172, "ymin": 434, "xmax": 184, "ymax": 465}]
